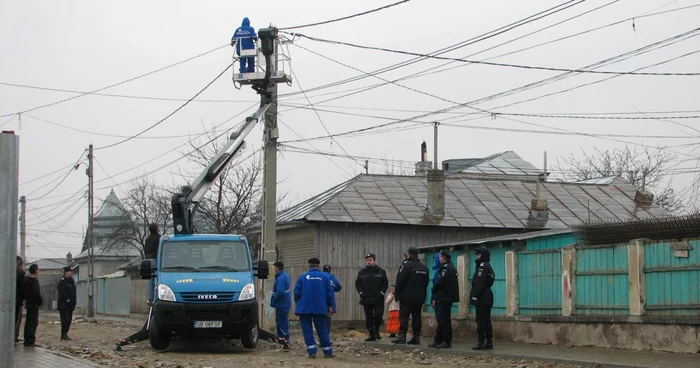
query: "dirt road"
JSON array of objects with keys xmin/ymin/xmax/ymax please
[{"xmin": 30, "ymin": 316, "xmax": 580, "ymax": 368}]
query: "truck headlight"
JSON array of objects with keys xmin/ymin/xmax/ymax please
[
  {"xmin": 157, "ymin": 284, "xmax": 176, "ymax": 302},
  {"xmin": 239, "ymin": 283, "xmax": 255, "ymax": 301}
]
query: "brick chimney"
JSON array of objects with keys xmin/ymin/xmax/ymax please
[
  {"xmin": 528, "ymin": 172, "xmax": 549, "ymax": 223},
  {"xmin": 415, "ymin": 141, "xmax": 432, "ymax": 177},
  {"xmin": 426, "ymin": 169, "xmax": 445, "ymax": 218},
  {"xmin": 66, "ymin": 252, "xmax": 73, "ymax": 264},
  {"xmin": 634, "ymin": 190, "xmax": 654, "ymax": 206}
]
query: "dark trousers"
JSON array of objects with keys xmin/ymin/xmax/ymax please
[
  {"xmin": 475, "ymin": 305, "xmax": 493, "ymax": 339},
  {"xmin": 398, "ymin": 302, "xmax": 422, "ymax": 336},
  {"xmin": 434, "ymin": 302, "xmax": 453, "ymax": 344},
  {"xmin": 362, "ymin": 303, "xmax": 384, "ymax": 334},
  {"xmin": 59, "ymin": 309, "xmax": 73, "ymax": 335},
  {"xmin": 239, "ymin": 57, "xmax": 255, "ymax": 73},
  {"xmin": 15, "ymin": 302, "xmax": 23, "ymax": 341},
  {"xmin": 24, "ymin": 306, "xmax": 39, "ymax": 346}
]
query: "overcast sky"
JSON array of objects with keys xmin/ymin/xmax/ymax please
[{"xmin": 2, "ymin": 0, "xmax": 699, "ymax": 261}]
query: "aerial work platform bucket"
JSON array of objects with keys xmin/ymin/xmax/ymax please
[{"xmin": 232, "ymin": 35, "xmax": 292, "ymax": 89}]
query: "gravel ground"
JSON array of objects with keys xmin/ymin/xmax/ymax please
[{"xmin": 30, "ymin": 316, "xmax": 583, "ymax": 368}]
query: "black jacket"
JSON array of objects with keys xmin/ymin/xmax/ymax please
[
  {"xmin": 433, "ymin": 261, "xmax": 459, "ymax": 303},
  {"xmin": 355, "ymin": 265, "xmax": 388, "ymax": 305},
  {"xmin": 143, "ymin": 232, "xmax": 161, "ymax": 259},
  {"xmin": 395, "ymin": 257, "xmax": 429, "ymax": 305},
  {"xmin": 57, "ymin": 276, "xmax": 77, "ymax": 311},
  {"xmin": 23, "ymin": 275, "xmax": 42, "ymax": 308},
  {"xmin": 469, "ymin": 247, "xmax": 495, "ymax": 307},
  {"xmin": 16, "ymin": 268, "xmax": 25, "ymax": 304}
]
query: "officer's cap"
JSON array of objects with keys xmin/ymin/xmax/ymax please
[
  {"xmin": 63, "ymin": 266, "xmax": 73, "ymax": 273},
  {"xmin": 439, "ymin": 249, "xmax": 451, "ymax": 259},
  {"xmin": 364, "ymin": 253, "xmax": 376, "ymax": 260},
  {"xmin": 406, "ymin": 247, "xmax": 419, "ymax": 256}
]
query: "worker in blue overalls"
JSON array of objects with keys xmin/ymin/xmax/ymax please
[
  {"xmin": 230, "ymin": 17, "xmax": 257, "ymax": 74},
  {"xmin": 294, "ymin": 257, "xmax": 335, "ymax": 358},
  {"xmin": 430, "ymin": 251, "xmax": 441, "ymax": 320},
  {"xmin": 322, "ymin": 264, "xmax": 342, "ymax": 332},
  {"xmin": 271, "ymin": 261, "xmax": 291, "ymax": 349}
]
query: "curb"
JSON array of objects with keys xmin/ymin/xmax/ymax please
[
  {"xmin": 360, "ymin": 342, "xmax": 645, "ymax": 368},
  {"xmin": 38, "ymin": 347, "xmax": 103, "ymax": 367}
]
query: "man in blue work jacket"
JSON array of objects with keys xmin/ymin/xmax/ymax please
[
  {"xmin": 322, "ymin": 264, "xmax": 342, "ymax": 332},
  {"xmin": 294, "ymin": 257, "xmax": 336, "ymax": 358},
  {"xmin": 430, "ymin": 251, "xmax": 441, "ymax": 320},
  {"xmin": 230, "ymin": 17, "xmax": 257, "ymax": 74},
  {"xmin": 271, "ymin": 261, "xmax": 291, "ymax": 349}
]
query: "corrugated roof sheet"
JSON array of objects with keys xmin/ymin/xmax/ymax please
[
  {"xmin": 275, "ymin": 174, "xmax": 668, "ymax": 229},
  {"xmin": 443, "ymin": 151, "xmax": 541, "ymax": 177}
]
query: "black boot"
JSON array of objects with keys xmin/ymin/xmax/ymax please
[
  {"xmin": 365, "ymin": 332, "xmax": 377, "ymax": 342},
  {"xmin": 374, "ymin": 326, "xmax": 382, "ymax": 340},
  {"xmin": 472, "ymin": 335, "xmax": 485, "ymax": 350},
  {"xmin": 61, "ymin": 333, "xmax": 72, "ymax": 341},
  {"xmin": 391, "ymin": 331, "xmax": 406, "ymax": 344},
  {"xmin": 484, "ymin": 336, "xmax": 493, "ymax": 350},
  {"xmin": 407, "ymin": 335, "xmax": 420, "ymax": 345},
  {"xmin": 435, "ymin": 342, "xmax": 451, "ymax": 349}
]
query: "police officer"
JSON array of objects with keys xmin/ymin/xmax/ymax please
[
  {"xmin": 57, "ymin": 266, "xmax": 77, "ymax": 340},
  {"xmin": 271, "ymin": 261, "xmax": 291, "ymax": 349},
  {"xmin": 429, "ymin": 249, "xmax": 458, "ymax": 349},
  {"xmin": 355, "ymin": 253, "xmax": 388, "ymax": 341},
  {"xmin": 322, "ymin": 264, "xmax": 342, "ymax": 332},
  {"xmin": 293, "ymin": 257, "xmax": 335, "ymax": 359},
  {"xmin": 391, "ymin": 247, "xmax": 429, "ymax": 345},
  {"xmin": 15, "ymin": 256, "xmax": 25, "ymax": 343},
  {"xmin": 470, "ymin": 247, "xmax": 495, "ymax": 350}
]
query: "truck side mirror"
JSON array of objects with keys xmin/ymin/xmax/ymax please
[
  {"xmin": 254, "ymin": 259, "xmax": 269, "ymax": 279},
  {"xmin": 140, "ymin": 259, "xmax": 155, "ymax": 280}
]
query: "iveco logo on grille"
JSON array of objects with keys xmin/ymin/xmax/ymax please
[{"xmin": 197, "ymin": 295, "xmax": 218, "ymax": 300}]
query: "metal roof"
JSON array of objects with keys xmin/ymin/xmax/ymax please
[
  {"xmin": 25, "ymin": 258, "xmax": 69, "ymax": 270},
  {"xmin": 418, "ymin": 228, "xmax": 573, "ymax": 251},
  {"xmin": 274, "ymin": 174, "xmax": 668, "ymax": 229},
  {"xmin": 443, "ymin": 151, "xmax": 541, "ymax": 177}
]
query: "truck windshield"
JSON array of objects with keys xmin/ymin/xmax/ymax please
[{"xmin": 160, "ymin": 240, "xmax": 251, "ymax": 273}]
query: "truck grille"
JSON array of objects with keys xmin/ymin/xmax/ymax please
[{"xmin": 178, "ymin": 292, "xmax": 236, "ymax": 303}]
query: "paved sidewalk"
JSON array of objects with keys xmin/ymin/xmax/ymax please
[
  {"xmin": 364, "ymin": 339, "xmax": 698, "ymax": 368},
  {"xmin": 14, "ymin": 345, "xmax": 101, "ymax": 367}
]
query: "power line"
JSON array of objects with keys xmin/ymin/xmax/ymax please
[
  {"xmin": 26, "ymin": 151, "xmax": 85, "ymax": 200},
  {"xmin": 94, "ymin": 63, "xmax": 233, "ymax": 151},
  {"xmin": 279, "ymin": 0, "xmax": 586, "ymax": 99},
  {"xmin": 94, "ymin": 156, "xmax": 120, "ymax": 189},
  {"xmin": 0, "ymin": 114, "xmax": 16, "ymax": 128},
  {"xmin": 0, "ymin": 44, "xmax": 229, "ymax": 118},
  {"xmin": 292, "ymin": 31, "xmax": 700, "ymax": 76},
  {"xmin": 20, "ymin": 162, "xmax": 79, "ymax": 186},
  {"xmin": 279, "ymin": 0, "xmax": 412, "ymax": 30}
]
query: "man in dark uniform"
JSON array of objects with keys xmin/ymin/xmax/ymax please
[
  {"xmin": 57, "ymin": 266, "xmax": 77, "ymax": 340},
  {"xmin": 144, "ymin": 223, "xmax": 161, "ymax": 306},
  {"xmin": 470, "ymin": 247, "xmax": 495, "ymax": 350},
  {"xmin": 392, "ymin": 247, "xmax": 429, "ymax": 345},
  {"xmin": 23, "ymin": 264, "xmax": 42, "ymax": 347},
  {"xmin": 355, "ymin": 253, "xmax": 388, "ymax": 342},
  {"xmin": 15, "ymin": 256, "xmax": 25, "ymax": 343},
  {"xmin": 429, "ymin": 249, "xmax": 459, "ymax": 349}
]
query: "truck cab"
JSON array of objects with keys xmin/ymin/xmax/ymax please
[{"xmin": 140, "ymin": 234, "xmax": 269, "ymax": 351}]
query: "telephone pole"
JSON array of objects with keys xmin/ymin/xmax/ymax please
[
  {"xmin": 86, "ymin": 144, "xmax": 95, "ymax": 318},
  {"xmin": 19, "ymin": 196, "xmax": 26, "ymax": 262},
  {"xmin": 259, "ymin": 34, "xmax": 280, "ymax": 331}
]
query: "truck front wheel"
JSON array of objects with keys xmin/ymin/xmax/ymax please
[
  {"xmin": 148, "ymin": 315, "xmax": 171, "ymax": 351},
  {"xmin": 241, "ymin": 323, "xmax": 259, "ymax": 349}
]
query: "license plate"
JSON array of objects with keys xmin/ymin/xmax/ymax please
[{"xmin": 193, "ymin": 321, "xmax": 223, "ymax": 328}]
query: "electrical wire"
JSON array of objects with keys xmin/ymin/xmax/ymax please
[
  {"xmin": 94, "ymin": 156, "xmax": 121, "ymax": 188},
  {"xmin": 0, "ymin": 44, "xmax": 230, "ymax": 118},
  {"xmin": 292, "ymin": 31, "xmax": 700, "ymax": 76},
  {"xmin": 26, "ymin": 151, "xmax": 85, "ymax": 200},
  {"xmin": 279, "ymin": 0, "xmax": 412, "ymax": 30},
  {"xmin": 0, "ymin": 115, "xmax": 16, "ymax": 128},
  {"xmin": 279, "ymin": 0, "xmax": 586, "ymax": 98},
  {"xmin": 94, "ymin": 63, "xmax": 233, "ymax": 151}
]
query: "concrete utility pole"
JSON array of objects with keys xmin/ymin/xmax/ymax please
[
  {"xmin": 259, "ymin": 38, "xmax": 279, "ymax": 330},
  {"xmin": 87, "ymin": 144, "xmax": 95, "ymax": 318},
  {"xmin": 0, "ymin": 130, "xmax": 20, "ymax": 367},
  {"xmin": 19, "ymin": 196, "xmax": 26, "ymax": 262}
]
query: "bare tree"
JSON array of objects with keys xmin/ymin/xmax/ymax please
[
  {"xmin": 106, "ymin": 177, "xmax": 173, "ymax": 258},
  {"xmin": 372, "ymin": 156, "xmax": 414, "ymax": 176},
  {"xmin": 179, "ymin": 122, "xmax": 285, "ymax": 235},
  {"xmin": 553, "ymin": 145, "xmax": 686, "ymax": 213}
]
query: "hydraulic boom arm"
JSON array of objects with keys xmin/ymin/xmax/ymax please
[{"xmin": 171, "ymin": 27, "xmax": 279, "ymax": 236}]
